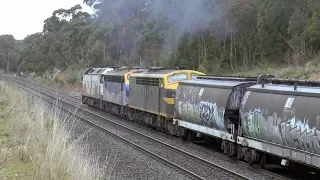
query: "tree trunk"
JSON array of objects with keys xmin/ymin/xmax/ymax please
[
  {"xmin": 223, "ymin": 35, "xmax": 227, "ymax": 59},
  {"xmin": 233, "ymin": 32, "xmax": 238, "ymax": 72},
  {"xmin": 242, "ymin": 35, "xmax": 248, "ymax": 70},
  {"xmin": 198, "ymin": 37, "xmax": 201, "ymax": 69},
  {"xmin": 103, "ymin": 43, "xmax": 106, "ymax": 63},
  {"xmin": 220, "ymin": 21, "xmax": 227, "ymax": 71},
  {"xmin": 260, "ymin": 36, "xmax": 262, "ymax": 63},
  {"xmin": 6, "ymin": 60, "xmax": 9, "ymax": 72},
  {"xmin": 202, "ymin": 32, "xmax": 206, "ymax": 59},
  {"xmin": 6, "ymin": 53, "xmax": 10, "ymax": 72},
  {"xmin": 304, "ymin": 39, "xmax": 307, "ymax": 62},
  {"xmin": 81, "ymin": 47, "xmax": 84, "ymax": 64},
  {"xmin": 248, "ymin": 36, "xmax": 252, "ymax": 70},
  {"xmin": 230, "ymin": 33, "xmax": 235, "ymax": 72}
]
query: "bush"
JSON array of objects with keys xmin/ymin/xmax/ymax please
[
  {"xmin": 54, "ymin": 75, "xmax": 65, "ymax": 85},
  {"xmin": 54, "ymin": 76, "xmax": 59, "ymax": 83},
  {"xmin": 66, "ymin": 72, "xmax": 78, "ymax": 85}
]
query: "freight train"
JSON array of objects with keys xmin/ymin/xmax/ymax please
[{"xmin": 81, "ymin": 66, "xmax": 320, "ymax": 172}]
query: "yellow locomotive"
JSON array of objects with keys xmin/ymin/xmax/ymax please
[{"xmin": 127, "ymin": 67, "xmax": 204, "ymax": 135}]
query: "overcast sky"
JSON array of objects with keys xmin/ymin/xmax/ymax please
[{"xmin": 0, "ymin": 0, "xmax": 94, "ymax": 40}]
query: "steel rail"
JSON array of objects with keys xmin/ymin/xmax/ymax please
[
  {"xmin": 7, "ymin": 76, "xmax": 252, "ymax": 179},
  {"xmin": 4, "ymin": 76, "xmax": 206, "ymax": 180},
  {"xmin": 4, "ymin": 75, "xmax": 292, "ymax": 180}
]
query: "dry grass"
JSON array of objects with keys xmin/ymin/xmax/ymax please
[
  {"xmin": 231, "ymin": 55, "xmax": 320, "ymax": 79},
  {"xmin": 33, "ymin": 69, "xmax": 82, "ymax": 97},
  {"xmin": 0, "ymin": 81, "xmax": 118, "ymax": 180}
]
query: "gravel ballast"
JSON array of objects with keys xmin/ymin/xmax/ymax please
[
  {"xmin": 44, "ymin": 96, "xmax": 191, "ymax": 180},
  {"xmin": 11, "ymin": 76, "xmax": 292, "ymax": 180}
]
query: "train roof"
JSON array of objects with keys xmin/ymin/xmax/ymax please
[
  {"xmin": 130, "ymin": 67, "xmax": 203, "ymax": 78},
  {"xmin": 197, "ymin": 75, "xmax": 258, "ymax": 81},
  {"xmin": 248, "ymin": 83, "xmax": 320, "ymax": 97},
  {"xmin": 248, "ymin": 78, "xmax": 320, "ymax": 97},
  {"xmin": 83, "ymin": 67, "xmax": 117, "ymax": 75},
  {"xmin": 179, "ymin": 79, "xmax": 254, "ymax": 89},
  {"xmin": 102, "ymin": 67, "xmax": 147, "ymax": 76},
  {"xmin": 197, "ymin": 74, "xmax": 275, "ymax": 83}
]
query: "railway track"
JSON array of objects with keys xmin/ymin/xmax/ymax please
[{"xmin": 2, "ymin": 75, "xmax": 291, "ymax": 180}]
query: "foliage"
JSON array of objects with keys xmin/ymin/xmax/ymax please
[
  {"xmin": 0, "ymin": 35, "xmax": 19, "ymax": 72},
  {"xmin": 2, "ymin": 1, "xmax": 320, "ymax": 74},
  {"xmin": 65, "ymin": 71, "xmax": 78, "ymax": 85},
  {"xmin": 54, "ymin": 75, "xmax": 65, "ymax": 84}
]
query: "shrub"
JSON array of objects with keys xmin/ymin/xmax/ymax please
[
  {"xmin": 66, "ymin": 72, "xmax": 78, "ymax": 85},
  {"xmin": 54, "ymin": 75, "xmax": 65, "ymax": 85}
]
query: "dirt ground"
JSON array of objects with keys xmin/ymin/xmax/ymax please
[{"xmin": 308, "ymin": 73, "xmax": 320, "ymax": 80}]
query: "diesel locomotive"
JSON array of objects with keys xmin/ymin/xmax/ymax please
[
  {"xmin": 81, "ymin": 66, "xmax": 204, "ymax": 135},
  {"xmin": 81, "ymin": 66, "xmax": 320, "ymax": 172}
]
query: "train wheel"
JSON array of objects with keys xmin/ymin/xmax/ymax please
[
  {"xmin": 237, "ymin": 145, "xmax": 244, "ymax": 160},
  {"xmin": 187, "ymin": 131, "xmax": 196, "ymax": 142},
  {"xmin": 99, "ymin": 101, "xmax": 104, "ymax": 110},
  {"xmin": 152, "ymin": 116, "xmax": 157, "ymax": 129},
  {"xmin": 228, "ymin": 142, "xmax": 236, "ymax": 157},
  {"xmin": 160, "ymin": 117, "xmax": 166, "ymax": 133},
  {"xmin": 128, "ymin": 109, "xmax": 135, "ymax": 121},
  {"xmin": 259, "ymin": 154, "xmax": 266, "ymax": 169},
  {"xmin": 180, "ymin": 128, "xmax": 188, "ymax": 141}
]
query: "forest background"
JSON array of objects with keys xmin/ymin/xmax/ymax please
[{"xmin": 1, "ymin": 0, "xmax": 320, "ymax": 80}]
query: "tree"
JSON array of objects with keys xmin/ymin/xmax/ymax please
[
  {"xmin": 0, "ymin": 34, "xmax": 17, "ymax": 72},
  {"xmin": 305, "ymin": 1, "xmax": 320, "ymax": 53},
  {"xmin": 7, "ymin": 0, "xmax": 320, "ymax": 75}
]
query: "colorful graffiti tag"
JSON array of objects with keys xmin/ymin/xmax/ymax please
[
  {"xmin": 243, "ymin": 108, "xmax": 261, "ymax": 138},
  {"xmin": 242, "ymin": 107, "xmax": 320, "ymax": 154},
  {"xmin": 176, "ymin": 86, "xmax": 228, "ymax": 132},
  {"xmin": 198, "ymin": 101, "xmax": 225, "ymax": 130}
]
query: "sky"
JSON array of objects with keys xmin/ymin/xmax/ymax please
[{"xmin": 0, "ymin": 0, "xmax": 94, "ymax": 40}]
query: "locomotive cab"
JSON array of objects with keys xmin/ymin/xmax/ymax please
[
  {"xmin": 81, "ymin": 67, "xmax": 117, "ymax": 106},
  {"xmin": 101, "ymin": 67, "xmax": 145, "ymax": 114}
]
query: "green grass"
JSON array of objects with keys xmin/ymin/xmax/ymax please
[
  {"xmin": 0, "ymin": 163, "xmax": 34, "ymax": 180},
  {"xmin": 0, "ymin": 96, "xmax": 9, "ymax": 144},
  {"xmin": 0, "ymin": 118, "xmax": 9, "ymax": 146},
  {"xmin": 0, "ymin": 90, "xmax": 34, "ymax": 180}
]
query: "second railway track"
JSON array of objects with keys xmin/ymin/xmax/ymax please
[{"xmin": 3, "ymin": 75, "xmax": 292, "ymax": 180}]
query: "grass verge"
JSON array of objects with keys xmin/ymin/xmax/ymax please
[
  {"xmin": 0, "ymin": 80, "xmax": 115, "ymax": 180},
  {"xmin": 231, "ymin": 56, "xmax": 320, "ymax": 79}
]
